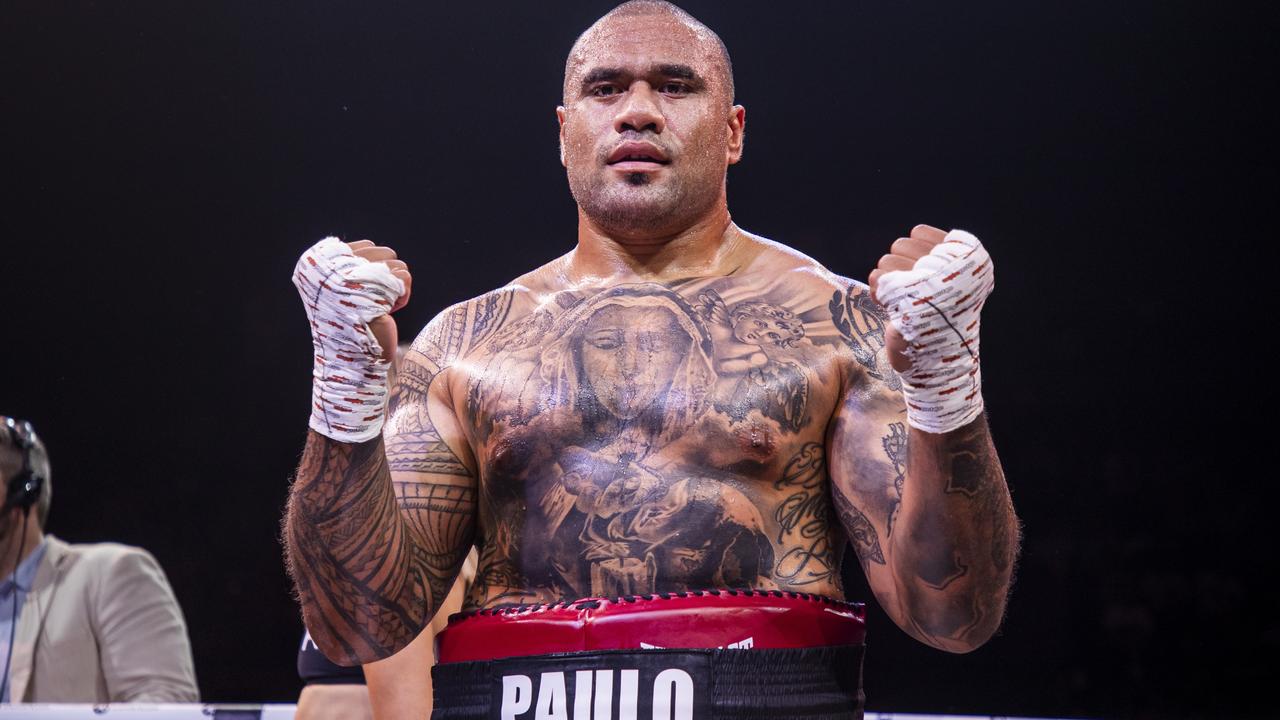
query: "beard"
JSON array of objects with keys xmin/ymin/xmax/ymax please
[{"xmin": 568, "ymin": 165, "xmax": 722, "ymax": 238}]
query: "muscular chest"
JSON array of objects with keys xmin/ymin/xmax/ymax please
[{"xmin": 457, "ymin": 278, "xmax": 848, "ymax": 485}]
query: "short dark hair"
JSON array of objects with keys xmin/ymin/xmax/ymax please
[{"xmin": 564, "ymin": 1, "xmax": 735, "ymax": 104}]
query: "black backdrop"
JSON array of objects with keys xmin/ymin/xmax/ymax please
[{"xmin": 2, "ymin": 1, "xmax": 1275, "ymax": 717}]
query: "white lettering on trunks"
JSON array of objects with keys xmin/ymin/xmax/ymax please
[
  {"xmin": 499, "ymin": 668, "xmax": 694, "ymax": 720},
  {"xmin": 502, "ymin": 674, "xmax": 534, "ymax": 719},
  {"xmin": 651, "ymin": 669, "xmax": 695, "ymax": 720},
  {"xmin": 535, "ymin": 670, "xmax": 567, "ymax": 720},
  {"xmin": 640, "ymin": 636, "xmax": 753, "ymax": 650}
]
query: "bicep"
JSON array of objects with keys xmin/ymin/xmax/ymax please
[
  {"xmin": 826, "ymin": 371, "xmax": 910, "ymax": 609},
  {"xmin": 384, "ymin": 348, "xmax": 479, "ymax": 609}
]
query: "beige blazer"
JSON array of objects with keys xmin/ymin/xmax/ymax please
[{"xmin": 7, "ymin": 534, "xmax": 199, "ymax": 702}]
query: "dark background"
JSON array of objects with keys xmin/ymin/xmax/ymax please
[{"xmin": 3, "ymin": 1, "xmax": 1276, "ymax": 717}]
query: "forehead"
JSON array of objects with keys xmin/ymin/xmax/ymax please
[
  {"xmin": 567, "ymin": 13, "xmax": 721, "ymax": 83},
  {"xmin": 586, "ymin": 303, "xmax": 681, "ymax": 326}
]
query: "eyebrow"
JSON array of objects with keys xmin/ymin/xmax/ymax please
[{"xmin": 579, "ymin": 63, "xmax": 705, "ymax": 93}]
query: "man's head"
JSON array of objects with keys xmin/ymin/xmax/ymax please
[
  {"xmin": 558, "ymin": 1, "xmax": 745, "ymax": 240},
  {"xmin": 0, "ymin": 416, "xmax": 52, "ymax": 532}
]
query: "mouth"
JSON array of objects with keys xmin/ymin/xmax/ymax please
[{"xmin": 607, "ymin": 142, "xmax": 670, "ymax": 171}]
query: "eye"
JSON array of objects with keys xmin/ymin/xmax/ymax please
[
  {"xmin": 660, "ymin": 82, "xmax": 689, "ymax": 96},
  {"xmin": 591, "ymin": 85, "xmax": 620, "ymax": 98},
  {"xmin": 586, "ymin": 330, "xmax": 623, "ymax": 350}
]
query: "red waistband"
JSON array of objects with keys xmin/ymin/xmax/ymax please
[{"xmin": 436, "ymin": 590, "xmax": 866, "ymax": 664}]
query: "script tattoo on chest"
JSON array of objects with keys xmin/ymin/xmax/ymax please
[
  {"xmin": 417, "ymin": 273, "xmax": 899, "ymax": 608},
  {"xmin": 771, "ymin": 442, "xmax": 839, "ymax": 586}
]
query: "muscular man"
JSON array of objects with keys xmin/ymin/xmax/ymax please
[{"xmin": 285, "ymin": 2, "xmax": 1018, "ymax": 716}]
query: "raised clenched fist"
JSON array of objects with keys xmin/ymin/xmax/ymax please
[
  {"xmin": 868, "ymin": 224, "xmax": 948, "ymax": 373},
  {"xmin": 868, "ymin": 224, "xmax": 995, "ymax": 434},
  {"xmin": 344, "ymin": 240, "xmax": 413, "ymax": 362},
  {"xmin": 293, "ymin": 237, "xmax": 412, "ymax": 442}
]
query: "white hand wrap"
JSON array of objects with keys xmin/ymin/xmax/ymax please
[
  {"xmin": 875, "ymin": 229, "xmax": 995, "ymax": 434},
  {"xmin": 293, "ymin": 238, "xmax": 406, "ymax": 443}
]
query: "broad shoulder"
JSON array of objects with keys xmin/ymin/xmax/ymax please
[
  {"xmin": 729, "ymin": 233, "xmax": 883, "ymax": 336},
  {"xmin": 399, "ymin": 236, "xmax": 888, "ymax": 374},
  {"xmin": 404, "ymin": 283, "xmax": 538, "ymax": 369},
  {"xmin": 736, "ymin": 233, "xmax": 898, "ymax": 389},
  {"xmin": 739, "ymin": 231, "xmax": 868, "ymax": 296},
  {"xmin": 403, "ymin": 251, "xmax": 576, "ymax": 365}
]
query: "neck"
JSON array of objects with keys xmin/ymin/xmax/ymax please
[
  {"xmin": 0, "ymin": 513, "xmax": 43, "ymax": 580},
  {"xmin": 564, "ymin": 202, "xmax": 751, "ymax": 286}
]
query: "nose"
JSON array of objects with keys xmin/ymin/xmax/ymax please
[
  {"xmin": 617, "ymin": 343, "xmax": 640, "ymax": 377},
  {"xmin": 613, "ymin": 82, "xmax": 665, "ymax": 135}
]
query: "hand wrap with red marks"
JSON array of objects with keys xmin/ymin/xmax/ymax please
[
  {"xmin": 293, "ymin": 238, "xmax": 405, "ymax": 443},
  {"xmin": 875, "ymin": 229, "xmax": 995, "ymax": 434}
]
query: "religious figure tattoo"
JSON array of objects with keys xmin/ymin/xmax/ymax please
[{"xmin": 456, "ymin": 277, "xmax": 873, "ymax": 606}]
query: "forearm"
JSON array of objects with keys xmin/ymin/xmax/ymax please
[
  {"xmin": 889, "ymin": 414, "xmax": 1019, "ymax": 652},
  {"xmin": 285, "ymin": 430, "xmax": 432, "ymax": 665}
]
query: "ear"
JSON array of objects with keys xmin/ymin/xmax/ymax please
[
  {"xmin": 556, "ymin": 106, "xmax": 568, "ymax": 167},
  {"xmin": 727, "ymin": 105, "xmax": 746, "ymax": 165}
]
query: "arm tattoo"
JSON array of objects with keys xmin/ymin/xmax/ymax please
[
  {"xmin": 284, "ymin": 296, "xmax": 501, "ymax": 664},
  {"xmin": 396, "ymin": 481, "xmax": 476, "ymax": 602},
  {"xmin": 286, "ymin": 435, "xmax": 439, "ymax": 662},
  {"xmin": 387, "ymin": 292, "xmax": 513, "ymax": 475},
  {"xmin": 882, "ymin": 421, "xmax": 908, "ymax": 535},
  {"xmin": 952, "ymin": 415, "xmax": 1018, "ymax": 571},
  {"xmin": 901, "ymin": 416, "xmax": 1018, "ymax": 645},
  {"xmin": 385, "ymin": 358, "xmax": 470, "ymax": 476},
  {"xmin": 829, "ymin": 285, "xmax": 901, "ymax": 391},
  {"xmin": 934, "ymin": 417, "xmax": 1016, "ymax": 573},
  {"xmin": 831, "ymin": 487, "xmax": 885, "ymax": 572}
]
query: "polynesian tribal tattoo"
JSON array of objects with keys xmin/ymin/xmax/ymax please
[{"xmin": 285, "ymin": 296, "xmax": 492, "ymax": 661}]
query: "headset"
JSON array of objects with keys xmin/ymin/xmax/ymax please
[
  {"xmin": 1, "ymin": 417, "xmax": 43, "ymax": 701},
  {"xmin": 3, "ymin": 418, "xmax": 44, "ymax": 513}
]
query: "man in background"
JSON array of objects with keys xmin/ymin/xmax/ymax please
[{"xmin": 0, "ymin": 416, "xmax": 198, "ymax": 702}]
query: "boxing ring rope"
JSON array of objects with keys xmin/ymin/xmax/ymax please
[{"xmin": 0, "ymin": 706, "xmax": 1083, "ymax": 719}]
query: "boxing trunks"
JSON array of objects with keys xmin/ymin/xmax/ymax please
[{"xmin": 432, "ymin": 590, "xmax": 866, "ymax": 720}]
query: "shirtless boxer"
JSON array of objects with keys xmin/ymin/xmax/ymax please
[{"xmin": 284, "ymin": 2, "xmax": 1019, "ymax": 717}]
